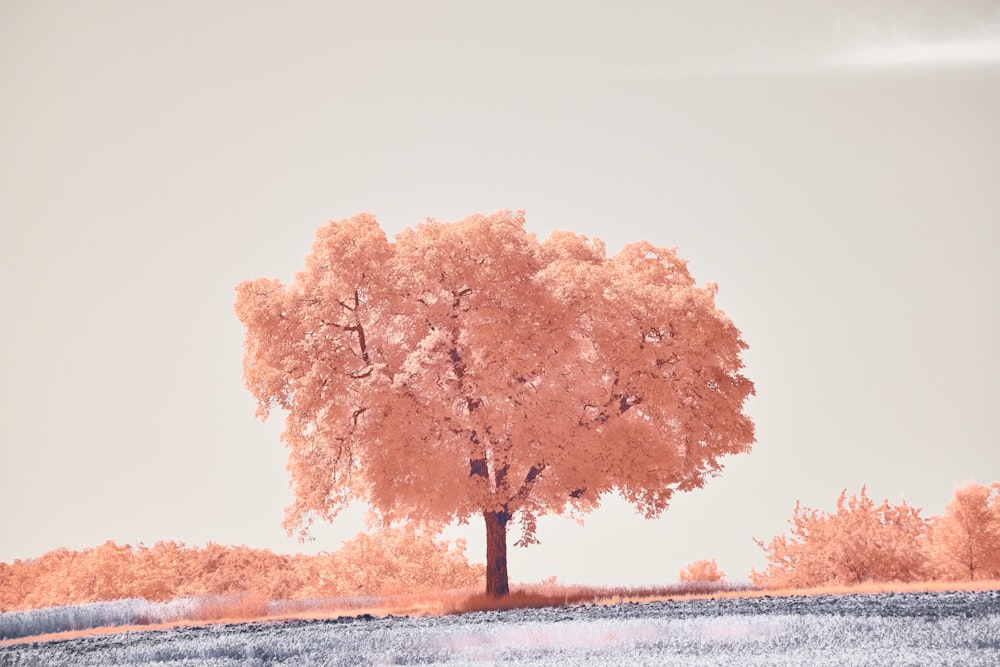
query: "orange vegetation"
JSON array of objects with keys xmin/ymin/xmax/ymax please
[
  {"xmin": 5, "ymin": 481, "xmax": 996, "ymax": 621},
  {"xmin": 234, "ymin": 211, "xmax": 755, "ymax": 596},
  {"xmin": 752, "ymin": 481, "xmax": 1000, "ymax": 589},
  {"xmin": 678, "ymin": 558, "xmax": 726, "ymax": 583},
  {"xmin": 0, "ymin": 525, "xmax": 482, "ymax": 613}
]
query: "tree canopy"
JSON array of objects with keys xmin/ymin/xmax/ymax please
[
  {"xmin": 234, "ymin": 211, "xmax": 755, "ymax": 595},
  {"xmin": 751, "ymin": 486, "xmax": 931, "ymax": 589}
]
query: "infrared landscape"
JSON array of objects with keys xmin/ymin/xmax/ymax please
[
  {"xmin": 3, "ymin": 590, "xmax": 999, "ymax": 666},
  {"xmin": 3, "ymin": 3, "xmax": 999, "ymax": 665}
]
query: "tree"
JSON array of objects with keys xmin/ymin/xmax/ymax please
[
  {"xmin": 76, "ymin": 540, "xmax": 136, "ymax": 602},
  {"xmin": 678, "ymin": 558, "xmax": 725, "ymax": 583},
  {"xmin": 751, "ymin": 486, "xmax": 930, "ymax": 589},
  {"xmin": 133, "ymin": 541, "xmax": 186, "ymax": 601},
  {"xmin": 330, "ymin": 525, "xmax": 482, "ymax": 596},
  {"xmin": 234, "ymin": 211, "xmax": 755, "ymax": 596},
  {"xmin": 927, "ymin": 482, "xmax": 1000, "ymax": 581}
]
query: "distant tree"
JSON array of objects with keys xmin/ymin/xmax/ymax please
[
  {"xmin": 330, "ymin": 525, "xmax": 482, "ymax": 596},
  {"xmin": 0, "ymin": 560, "xmax": 31, "ymax": 612},
  {"xmin": 21, "ymin": 547, "xmax": 78, "ymax": 609},
  {"xmin": 234, "ymin": 211, "xmax": 755, "ymax": 596},
  {"xmin": 752, "ymin": 486, "xmax": 930, "ymax": 588},
  {"xmin": 0, "ymin": 529, "xmax": 483, "ymax": 612},
  {"xmin": 679, "ymin": 558, "xmax": 725, "ymax": 583},
  {"xmin": 76, "ymin": 541, "xmax": 136, "ymax": 602},
  {"xmin": 187, "ymin": 543, "xmax": 284, "ymax": 596},
  {"xmin": 133, "ymin": 541, "xmax": 186, "ymax": 601},
  {"xmin": 750, "ymin": 500, "xmax": 831, "ymax": 590},
  {"xmin": 927, "ymin": 482, "xmax": 1000, "ymax": 581}
]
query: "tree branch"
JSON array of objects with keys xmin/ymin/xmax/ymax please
[
  {"xmin": 510, "ymin": 463, "xmax": 546, "ymax": 509},
  {"xmin": 495, "ymin": 464, "xmax": 509, "ymax": 493},
  {"xmin": 345, "ymin": 323, "xmax": 371, "ymax": 365},
  {"xmin": 470, "ymin": 457, "xmax": 488, "ymax": 479}
]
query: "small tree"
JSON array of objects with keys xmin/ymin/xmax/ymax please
[
  {"xmin": 927, "ymin": 482, "xmax": 1000, "ymax": 581},
  {"xmin": 235, "ymin": 211, "xmax": 755, "ymax": 596},
  {"xmin": 752, "ymin": 486, "xmax": 930, "ymax": 588},
  {"xmin": 679, "ymin": 558, "xmax": 725, "ymax": 583}
]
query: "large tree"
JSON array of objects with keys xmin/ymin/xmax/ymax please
[{"xmin": 234, "ymin": 211, "xmax": 754, "ymax": 596}]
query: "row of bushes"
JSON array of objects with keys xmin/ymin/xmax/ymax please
[
  {"xmin": 0, "ymin": 526, "xmax": 483, "ymax": 612},
  {"xmin": 749, "ymin": 481, "xmax": 1000, "ymax": 588}
]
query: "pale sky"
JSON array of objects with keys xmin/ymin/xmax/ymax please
[{"xmin": 2, "ymin": 1, "xmax": 998, "ymax": 586}]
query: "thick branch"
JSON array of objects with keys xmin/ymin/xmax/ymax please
[
  {"xmin": 495, "ymin": 464, "xmax": 510, "ymax": 493},
  {"xmin": 470, "ymin": 457, "xmax": 488, "ymax": 480},
  {"xmin": 510, "ymin": 463, "xmax": 546, "ymax": 509},
  {"xmin": 345, "ymin": 323, "xmax": 371, "ymax": 365}
]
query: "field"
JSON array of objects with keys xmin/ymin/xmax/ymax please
[{"xmin": 2, "ymin": 589, "xmax": 998, "ymax": 666}]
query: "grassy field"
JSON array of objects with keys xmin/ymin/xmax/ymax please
[
  {"xmin": 3, "ymin": 578, "xmax": 999, "ymax": 644},
  {"xmin": 2, "ymin": 588, "xmax": 998, "ymax": 666}
]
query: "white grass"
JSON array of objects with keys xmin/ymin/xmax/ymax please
[
  {"xmin": 2, "ymin": 590, "xmax": 998, "ymax": 666},
  {"xmin": 0, "ymin": 598, "xmax": 200, "ymax": 641},
  {"xmin": 0, "ymin": 594, "xmax": 385, "ymax": 642}
]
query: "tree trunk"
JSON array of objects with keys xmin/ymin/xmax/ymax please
[{"xmin": 484, "ymin": 510, "xmax": 511, "ymax": 597}]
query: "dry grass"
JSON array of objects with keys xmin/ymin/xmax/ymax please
[
  {"xmin": 190, "ymin": 592, "xmax": 271, "ymax": 622},
  {"xmin": 434, "ymin": 581, "xmax": 749, "ymax": 615},
  {"xmin": 5, "ymin": 578, "xmax": 999, "ymax": 648}
]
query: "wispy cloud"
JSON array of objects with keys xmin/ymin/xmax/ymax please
[
  {"xmin": 820, "ymin": 6, "xmax": 1000, "ymax": 71},
  {"xmin": 578, "ymin": 9, "xmax": 1000, "ymax": 78},
  {"xmin": 578, "ymin": 35, "xmax": 1000, "ymax": 79},
  {"xmin": 822, "ymin": 35, "xmax": 1000, "ymax": 69}
]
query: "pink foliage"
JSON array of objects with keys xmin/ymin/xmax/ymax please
[
  {"xmin": 234, "ymin": 211, "xmax": 755, "ymax": 595},
  {"xmin": 678, "ymin": 558, "xmax": 726, "ymax": 583},
  {"xmin": 927, "ymin": 482, "xmax": 1000, "ymax": 581},
  {"xmin": 751, "ymin": 483, "xmax": 1000, "ymax": 589},
  {"xmin": 751, "ymin": 486, "xmax": 931, "ymax": 589},
  {"xmin": 0, "ymin": 527, "xmax": 482, "ymax": 612}
]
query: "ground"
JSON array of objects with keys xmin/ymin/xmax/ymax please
[{"xmin": 2, "ymin": 590, "xmax": 998, "ymax": 665}]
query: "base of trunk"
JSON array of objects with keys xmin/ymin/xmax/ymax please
[{"xmin": 484, "ymin": 510, "xmax": 510, "ymax": 597}]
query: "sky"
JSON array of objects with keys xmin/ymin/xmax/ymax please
[{"xmin": 1, "ymin": 1, "xmax": 998, "ymax": 586}]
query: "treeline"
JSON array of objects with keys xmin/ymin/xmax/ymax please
[
  {"xmin": 752, "ymin": 481, "xmax": 1000, "ymax": 588},
  {"xmin": 0, "ymin": 526, "xmax": 483, "ymax": 612},
  {"xmin": 5, "ymin": 482, "xmax": 997, "ymax": 613}
]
